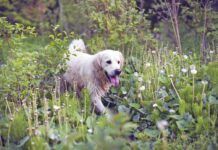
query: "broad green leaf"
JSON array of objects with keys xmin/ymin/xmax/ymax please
[
  {"xmin": 176, "ymin": 120, "xmax": 191, "ymax": 131},
  {"xmin": 118, "ymin": 105, "xmax": 130, "ymax": 114},
  {"xmin": 17, "ymin": 136, "xmax": 30, "ymax": 148},
  {"xmin": 169, "ymin": 115, "xmax": 183, "ymax": 120},
  {"xmin": 143, "ymin": 129, "xmax": 160, "ymax": 138},
  {"xmin": 208, "ymin": 95, "xmax": 218, "ymax": 105},
  {"xmin": 129, "ymin": 103, "xmax": 140, "ymax": 109}
]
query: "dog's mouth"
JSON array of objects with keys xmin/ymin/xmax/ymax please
[{"xmin": 105, "ymin": 72, "xmax": 120, "ymax": 87}]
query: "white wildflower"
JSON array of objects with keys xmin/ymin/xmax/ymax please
[
  {"xmin": 157, "ymin": 120, "xmax": 168, "ymax": 131},
  {"xmin": 153, "ymin": 103, "xmax": 158, "ymax": 108},
  {"xmin": 134, "ymin": 72, "xmax": 139, "ymax": 77},
  {"xmin": 145, "ymin": 62, "xmax": 151, "ymax": 67},
  {"xmin": 53, "ymin": 105, "xmax": 60, "ymax": 111},
  {"xmin": 183, "ymin": 55, "xmax": 188, "ymax": 59},
  {"xmin": 137, "ymin": 93, "xmax": 142, "ymax": 98},
  {"xmin": 138, "ymin": 77, "xmax": 143, "ymax": 82},
  {"xmin": 9, "ymin": 117, "xmax": 14, "ymax": 121},
  {"xmin": 190, "ymin": 69, "xmax": 197, "ymax": 75},
  {"xmin": 151, "ymin": 50, "xmax": 156, "ymax": 54},
  {"xmin": 201, "ymin": 80, "xmax": 208, "ymax": 85},
  {"xmin": 168, "ymin": 74, "xmax": 174, "ymax": 78},
  {"xmin": 159, "ymin": 69, "xmax": 165, "ymax": 75},
  {"xmin": 169, "ymin": 109, "xmax": 175, "ymax": 113},
  {"xmin": 209, "ymin": 50, "xmax": 214, "ymax": 54},
  {"xmin": 173, "ymin": 51, "xmax": 177, "ymax": 55},
  {"xmin": 122, "ymin": 90, "xmax": 127, "ymax": 95},
  {"xmin": 88, "ymin": 128, "xmax": 93, "ymax": 134},
  {"xmin": 190, "ymin": 65, "xmax": 197, "ymax": 75},
  {"xmin": 181, "ymin": 68, "xmax": 188, "ymax": 73},
  {"xmin": 162, "ymin": 86, "xmax": 166, "ymax": 90},
  {"xmin": 139, "ymin": 86, "xmax": 145, "ymax": 91}
]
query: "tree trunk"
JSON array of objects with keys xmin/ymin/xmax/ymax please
[{"xmin": 57, "ymin": 0, "xmax": 69, "ymax": 32}]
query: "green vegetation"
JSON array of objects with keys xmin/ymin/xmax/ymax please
[{"xmin": 0, "ymin": 0, "xmax": 218, "ymax": 149}]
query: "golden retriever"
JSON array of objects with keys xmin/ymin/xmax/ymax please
[{"xmin": 61, "ymin": 39, "xmax": 124, "ymax": 114}]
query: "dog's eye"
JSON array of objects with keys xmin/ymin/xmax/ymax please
[
  {"xmin": 117, "ymin": 61, "xmax": 120, "ymax": 64},
  {"xmin": 106, "ymin": 60, "xmax": 112, "ymax": 64}
]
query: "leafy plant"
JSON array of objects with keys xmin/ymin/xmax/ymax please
[{"xmin": 0, "ymin": 1, "xmax": 218, "ymax": 148}]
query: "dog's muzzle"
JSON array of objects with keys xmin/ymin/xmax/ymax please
[
  {"xmin": 105, "ymin": 69, "xmax": 122, "ymax": 87},
  {"xmin": 114, "ymin": 69, "xmax": 121, "ymax": 76}
]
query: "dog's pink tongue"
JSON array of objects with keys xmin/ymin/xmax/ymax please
[{"xmin": 110, "ymin": 76, "xmax": 119, "ymax": 87}]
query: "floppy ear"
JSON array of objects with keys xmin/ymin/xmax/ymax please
[
  {"xmin": 118, "ymin": 51, "xmax": 124, "ymax": 68},
  {"xmin": 93, "ymin": 54, "xmax": 102, "ymax": 71}
]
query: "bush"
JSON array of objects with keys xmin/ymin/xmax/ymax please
[{"xmin": 0, "ymin": 1, "xmax": 218, "ymax": 148}]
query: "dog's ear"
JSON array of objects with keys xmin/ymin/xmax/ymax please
[
  {"xmin": 93, "ymin": 54, "xmax": 102, "ymax": 71},
  {"xmin": 118, "ymin": 51, "xmax": 124, "ymax": 68}
]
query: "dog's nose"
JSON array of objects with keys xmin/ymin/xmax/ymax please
[{"xmin": 115, "ymin": 69, "xmax": 122, "ymax": 75}]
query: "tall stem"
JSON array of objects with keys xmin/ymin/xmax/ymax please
[
  {"xmin": 192, "ymin": 75, "xmax": 195, "ymax": 104},
  {"xmin": 200, "ymin": 0, "xmax": 209, "ymax": 63},
  {"xmin": 165, "ymin": 0, "xmax": 182, "ymax": 53},
  {"xmin": 170, "ymin": 78, "xmax": 182, "ymax": 101}
]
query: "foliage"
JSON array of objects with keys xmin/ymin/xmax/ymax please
[
  {"xmin": 86, "ymin": 0, "xmax": 154, "ymax": 52},
  {"xmin": 0, "ymin": 0, "xmax": 218, "ymax": 149}
]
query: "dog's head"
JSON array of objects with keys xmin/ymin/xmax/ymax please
[{"xmin": 94, "ymin": 50, "xmax": 124, "ymax": 87}]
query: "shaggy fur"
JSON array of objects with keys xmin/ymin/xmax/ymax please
[{"xmin": 61, "ymin": 39, "xmax": 124, "ymax": 114}]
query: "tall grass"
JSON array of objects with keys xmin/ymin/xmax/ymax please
[{"xmin": 0, "ymin": 4, "xmax": 218, "ymax": 148}]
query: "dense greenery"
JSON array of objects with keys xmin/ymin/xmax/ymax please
[{"xmin": 0, "ymin": 0, "xmax": 218, "ymax": 149}]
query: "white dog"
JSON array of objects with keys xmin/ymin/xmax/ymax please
[{"xmin": 61, "ymin": 39, "xmax": 124, "ymax": 114}]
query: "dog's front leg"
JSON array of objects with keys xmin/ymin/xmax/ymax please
[{"xmin": 91, "ymin": 94, "xmax": 105, "ymax": 114}]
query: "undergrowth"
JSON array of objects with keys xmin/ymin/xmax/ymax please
[{"xmin": 0, "ymin": 9, "xmax": 218, "ymax": 150}]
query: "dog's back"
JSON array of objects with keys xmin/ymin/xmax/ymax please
[
  {"xmin": 58, "ymin": 39, "xmax": 87, "ymax": 94},
  {"xmin": 67, "ymin": 39, "xmax": 92, "ymax": 67}
]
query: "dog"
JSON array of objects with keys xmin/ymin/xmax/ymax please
[{"xmin": 60, "ymin": 39, "xmax": 124, "ymax": 114}]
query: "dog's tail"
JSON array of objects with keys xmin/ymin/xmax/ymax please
[{"xmin": 68, "ymin": 39, "xmax": 86, "ymax": 54}]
